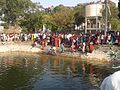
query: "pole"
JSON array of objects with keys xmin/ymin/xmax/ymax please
[
  {"xmin": 105, "ymin": 0, "xmax": 108, "ymax": 36},
  {"xmin": 96, "ymin": 4, "xmax": 98, "ymax": 31},
  {"xmin": 85, "ymin": 17, "xmax": 87, "ymax": 33},
  {"xmin": 85, "ymin": 5, "xmax": 87, "ymax": 34}
]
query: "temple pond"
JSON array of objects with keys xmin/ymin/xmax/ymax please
[{"xmin": 0, "ymin": 52, "xmax": 118, "ymax": 90}]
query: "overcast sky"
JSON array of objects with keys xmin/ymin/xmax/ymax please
[{"xmin": 31, "ymin": 0, "xmax": 118, "ymax": 8}]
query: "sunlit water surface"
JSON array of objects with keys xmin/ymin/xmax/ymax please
[{"xmin": 0, "ymin": 52, "xmax": 118, "ymax": 90}]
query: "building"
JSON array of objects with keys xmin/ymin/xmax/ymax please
[{"xmin": 85, "ymin": 2, "xmax": 104, "ymax": 33}]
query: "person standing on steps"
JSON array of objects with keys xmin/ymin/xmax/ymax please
[{"xmin": 60, "ymin": 42, "xmax": 65, "ymax": 53}]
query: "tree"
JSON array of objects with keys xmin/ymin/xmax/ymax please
[
  {"xmin": 52, "ymin": 5, "xmax": 74, "ymax": 32},
  {"xmin": 0, "ymin": 0, "xmax": 5, "ymax": 18},
  {"xmin": 118, "ymin": 0, "xmax": 120, "ymax": 19},
  {"xmin": 43, "ymin": 14, "xmax": 57, "ymax": 31},
  {"xmin": 20, "ymin": 11, "xmax": 44, "ymax": 32},
  {"xmin": 111, "ymin": 18, "xmax": 120, "ymax": 31},
  {"xmin": 74, "ymin": 4, "xmax": 85, "ymax": 26},
  {"xmin": 53, "ymin": 4, "xmax": 65, "ymax": 13},
  {"xmin": 109, "ymin": 1, "xmax": 118, "ymax": 19},
  {"xmin": 2, "ymin": 0, "xmax": 34, "ymax": 25},
  {"xmin": 0, "ymin": 0, "xmax": 5, "ymax": 8}
]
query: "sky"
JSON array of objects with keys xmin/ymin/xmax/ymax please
[{"xmin": 31, "ymin": 0, "xmax": 118, "ymax": 8}]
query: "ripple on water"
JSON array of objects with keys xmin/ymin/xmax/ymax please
[{"xmin": 0, "ymin": 52, "xmax": 116, "ymax": 90}]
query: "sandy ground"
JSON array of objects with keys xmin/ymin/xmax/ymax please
[{"xmin": 0, "ymin": 41, "xmax": 120, "ymax": 62}]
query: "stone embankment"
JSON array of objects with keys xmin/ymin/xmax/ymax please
[
  {"xmin": 61, "ymin": 45, "xmax": 120, "ymax": 61},
  {"xmin": 61, "ymin": 50, "xmax": 110, "ymax": 61},
  {"xmin": 0, "ymin": 42, "xmax": 120, "ymax": 61},
  {"xmin": 81, "ymin": 50, "xmax": 110, "ymax": 61}
]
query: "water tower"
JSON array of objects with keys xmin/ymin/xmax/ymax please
[{"xmin": 85, "ymin": 2, "xmax": 103, "ymax": 33}]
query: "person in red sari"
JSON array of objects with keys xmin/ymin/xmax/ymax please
[
  {"xmin": 55, "ymin": 36, "xmax": 59, "ymax": 47},
  {"xmin": 89, "ymin": 42, "xmax": 94, "ymax": 53}
]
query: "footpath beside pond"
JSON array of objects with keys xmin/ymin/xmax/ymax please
[
  {"xmin": 0, "ymin": 41, "xmax": 120, "ymax": 62},
  {"xmin": 0, "ymin": 42, "xmax": 42, "ymax": 53}
]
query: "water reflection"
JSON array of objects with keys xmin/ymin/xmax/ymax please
[{"xmin": 0, "ymin": 53, "xmax": 114, "ymax": 90}]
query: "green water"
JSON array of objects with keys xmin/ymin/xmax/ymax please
[{"xmin": 0, "ymin": 52, "xmax": 114, "ymax": 90}]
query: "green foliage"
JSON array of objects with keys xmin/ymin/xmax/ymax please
[
  {"xmin": 74, "ymin": 4, "xmax": 85, "ymax": 26},
  {"xmin": 0, "ymin": 0, "xmax": 119, "ymax": 33},
  {"xmin": 108, "ymin": 44, "xmax": 113, "ymax": 50},
  {"xmin": 118, "ymin": 1, "xmax": 120, "ymax": 19},
  {"xmin": 1, "ymin": 22, "xmax": 9, "ymax": 29},
  {"xmin": 43, "ymin": 15, "xmax": 55, "ymax": 31},
  {"xmin": 2, "ymin": 0, "xmax": 34, "ymax": 25},
  {"xmin": 0, "ymin": 0, "xmax": 5, "ymax": 8},
  {"xmin": 74, "ymin": 12, "xmax": 85, "ymax": 26},
  {"xmin": 111, "ymin": 18, "xmax": 120, "ymax": 31},
  {"xmin": 52, "ymin": 5, "xmax": 74, "ymax": 32},
  {"xmin": 102, "ymin": 1, "xmax": 118, "ymax": 25},
  {"xmin": 20, "ymin": 11, "xmax": 44, "ymax": 32},
  {"xmin": 109, "ymin": 1, "xmax": 118, "ymax": 19},
  {"xmin": 22, "ymin": 27, "xmax": 28, "ymax": 33},
  {"xmin": 53, "ymin": 4, "xmax": 65, "ymax": 13}
]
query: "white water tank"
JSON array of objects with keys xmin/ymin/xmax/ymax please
[{"xmin": 85, "ymin": 3, "xmax": 103, "ymax": 17}]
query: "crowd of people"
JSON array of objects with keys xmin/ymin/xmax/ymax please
[
  {"xmin": 0, "ymin": 33, "xmax": 31, "ymax": 42},
  {"xmin": 31, "ymin": 31, "xmax": 120, "ymax": 54},
  {"xmin": 0, "ymin": 31, "xmax": 120, "ymax": 54}
]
